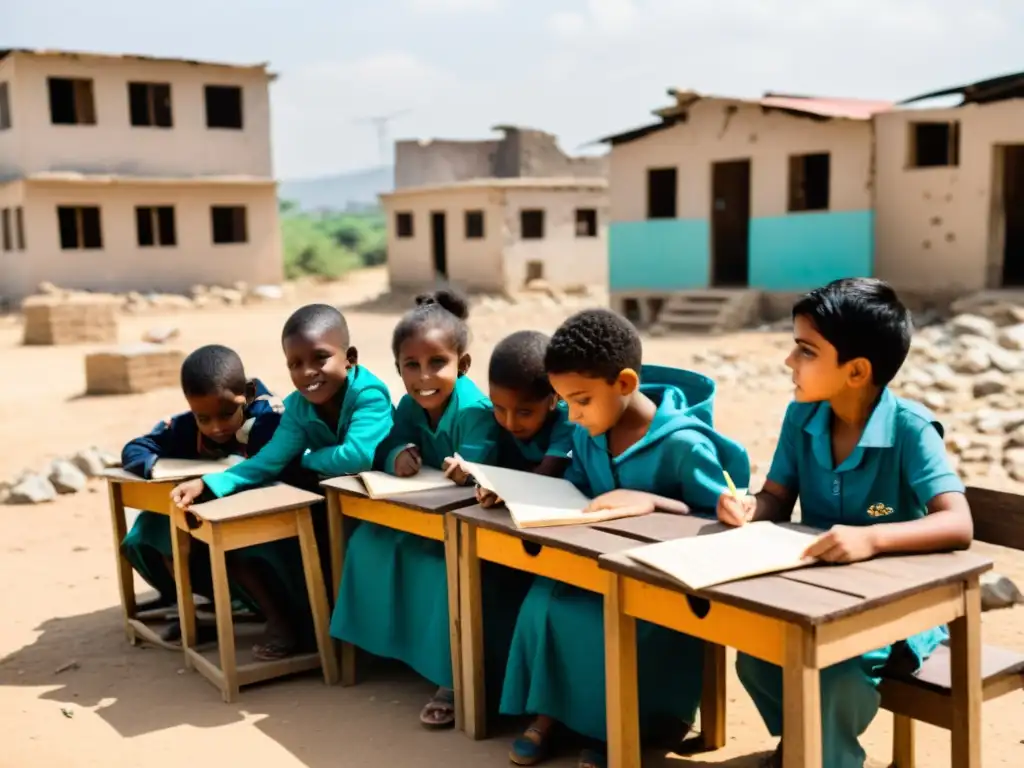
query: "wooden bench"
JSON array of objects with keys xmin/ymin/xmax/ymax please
[
  {"xmin": 880, "ymin": 485, "xmax": 1024, "ymax": 767},
  {"xmin": 171, "ymin": 483, "xmax": 338, "ymax": 702}
]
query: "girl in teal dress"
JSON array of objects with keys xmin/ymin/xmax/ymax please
[{"xmin": 330, "ymin": 290, "xmax": 504, "ymax": 729}]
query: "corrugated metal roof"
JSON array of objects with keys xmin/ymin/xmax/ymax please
[
  {"xmin": 900, "ymin": 70, "xmax": 1024, "ymax": 106},
  {"xmin": 759, "ymin": 93, "xmax": 893, "ymax": 120},
  {"xmin": 0, "ymin": 48, "xmax": 274, "ymax": 77}
]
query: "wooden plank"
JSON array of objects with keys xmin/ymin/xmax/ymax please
[
  {"xmin": 326, "ymin": 489, "xmax": 344, "ymax": 603},
  {"xmin": 296, "ymin": 507, "xmax": 339, "ymax": 686},
  {"xmin": 107, "ymin": 479, "xmax": 136, "ymax": 642},
  {"xmin": 700, "ymin": 643, "xmax": 727, "ymax": 749},
  {"xmin": 604, "ymin": 572, "xmax": 641, "ymax": 768},
  {"xmin": 320, "ymin": 475, "xmax": 476, "ymax": 513},
  {"xmin": 119, "ymin": 480, "xmax": 176, "ymax": 514},
  {"xmin": 966, "ymin": 485, "xmax": 1024, "ymax": 550},
  {"xmin": 171, "ymin": 508, "xmax": 197, "ymax": 668},
  {"xmin": 949, "ymin": 576, "xmax": 982, "ymax": 768},
  {"xmin": 444, "ymin": 514, "xmax": 464, "ymax": 731},
  {"xmin": 459, "ymin": 521, "xmax": 486, "ymax": 739},
  {"xmin": 215, "ymin": 511, "xmax": 299, "ymax": 551},
  {"xmin": 209, "ymin": 534, "xmax": 239, "ymax": 703},
  {"xmin": 782, "ymin": 623, "xmax": 822, "ymax": 768},
  {"xmin": 889, "ymin": 641, "xmax": 1024, "ymax": 693},
  {"xmin": 593, "ymin": 512, "xmax": 720, "ymax": 541},
  {"xmin": 341, "ymin": 497, "xmax": 445, "ymax": 541},
  {"xmin": 189, "ymin": 483, "xmax": 323, "ymax": 522},
  {"xmin": 476, "ymin": 527, "xmax": 610, "ymax": 594},
  {"xmin": 892, "ymin": 715, "xmax": 915, "ymax": 768}
]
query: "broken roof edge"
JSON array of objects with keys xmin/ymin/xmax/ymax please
[
  {"xmin": 898, "ymin": 69, "xmax": 1024, "ymax": 106},
  {"xmin": 20, "ymin": 172, "xmax": 277, "ymax": 186},
  {"xmin": 660, "ymin": 89, "xmax": 892, "ymax": 120},
  {"xmin": 0, "ymin": 48, "xmax": 277, "ymax": 78},
  {"xmin": 380, "ymin": 176, "xmax": 608, "ymax": 199}
]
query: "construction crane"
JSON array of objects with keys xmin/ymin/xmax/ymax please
[{"xmin": 355, "ymin": 110, "xmax": 412, "ymax": 166}]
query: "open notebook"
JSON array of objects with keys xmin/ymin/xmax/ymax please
[
  {"xmin": 460, "ymin": 460, "xmax": 652, "ymax": 529},
  {"xmin": 355, "ymin": 467, "xmax": 456, "ymax": 499},
  {"xmin": 621, "ymin": 521, "xmax": 819, "ymax": 590}
]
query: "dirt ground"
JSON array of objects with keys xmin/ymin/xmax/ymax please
[{"xmin": 1, "ymin": 269, "xmax": 1022, "ymax": 767}]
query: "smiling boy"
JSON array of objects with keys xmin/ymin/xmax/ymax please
[{"xmin": 717, "ymin": 278, "xmax": 972, "ymax": 768}]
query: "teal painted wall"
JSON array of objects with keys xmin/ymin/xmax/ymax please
[
  {"xmin": 748, "ymin": 211, "xmax": 874, "ymax": 290},
  {"xmin": 609, "ymin": 211, "xmax": 874, "ymax": 292},
  {"xmin": 609, "ymin": 219, "xmax": 709, "ymax": 291}
]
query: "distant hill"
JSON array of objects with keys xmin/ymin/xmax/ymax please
[{"xmin": 279, "ymin": 166, "xmax": 393, "ymax": 212}]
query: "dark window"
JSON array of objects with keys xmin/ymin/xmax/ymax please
[
  {"xmin": 136, "ymin": 206, "xmax": 177, "ymax": 246},
  {"xmin": 48, "ymin": 78, "xmax": 96, "ymax": 125},
  {"xmin": 211, "ymin": 206, "xmax": 247, "ymax": 244},
  {"xmin": 647, "ymin": 167, "xmax": 677, "ymax": 219},
  {"xmin": 128, "ymin": 82, "xmax": 173, "ymax": 128},
  {"xmin": 205, "ymin": 85, "xmax": 243, "ymax": 129},
  {"xmin": 465, "ymin": 210, "xmax": 484, "ymax": 239},
  {"xmin": 910, "ymin": 122, "xmax": 960, "ymax": 168},
  {"xmin": 0, "ymin": 82, "xmax": 10, "ymax": 130},
  {"xmin": 57, "ymin": 206, "xmax": 102, "ymax": 249},
  {"xmin": 395, "ymin": 211, "xmax": 414, "ymax": 238},
  {"xmin": 788, "ymin": 153, "xmax": 831, "ymax": 212},
  {"xmin": 14, "ymin": 207, "xmax": 24, "ymax": 250},
  {"xmin": 1, "ymin": 208, "xmax": 10, "ymax": 251},
  {"xmin": 520, "ymin": 209, "xmax": 545, "ymax": 239},
  {"xmin": 575, "ymin": 208, "xmax": 598, "ymax": 237}
]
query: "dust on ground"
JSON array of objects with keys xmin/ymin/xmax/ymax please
[{"xmin": 1, "ymin": 269, "xmax": 1021, "ymax": 767}]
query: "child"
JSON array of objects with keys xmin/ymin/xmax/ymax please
[
  {"xmin": 121, "ymin": 344, "xmax": 284, "ymax": 641},
  {"xmin": 171, "ymin": 304, "xmax": 394, "ymax": 659},
  {"xmin": 717, "ymin": 278, "xmax": 971, "ymax": 768},
  {"xmin": 330, "ymin": 290, "xmax": 501, "ymax": 729},
  {"xmin": 501, "ymin": 309, "xmax": 750, "ymax": 768}
]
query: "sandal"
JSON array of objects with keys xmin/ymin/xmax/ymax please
[
  {"xmin": 419, "ymin": 687, "xmax": 456, "ymax": 730},
  {"xmin": 577, "ymin": 749, "xmax": 607, "ymax": 768},
  {"xmin": 510, "ymin": 726, "xmax": 552, "ymax": 766},
  {"xmin": 252, "ymin": 637, "xmax": 297, "ymax": 662}
]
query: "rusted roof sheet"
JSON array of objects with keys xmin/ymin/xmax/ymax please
[
  {"xmin": 759, "ymin": 93, "xmax": 893, "ymax": 120},
  {"xmin": 0, "ymin": 48, "xmax": 273, "ymax": 76},
  {"xmin": 900, "ymin": 70, "xmax": 1024, "ymax": 106}
]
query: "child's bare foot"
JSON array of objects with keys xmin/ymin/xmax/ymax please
[
  {"xmin": 510, "ymin": 716, "xmax": 555, "ymax": 765},
  {"xmin": 252, "ymin": 620, "xmax": 297, "ymax": 661},
  {"xmin": 419, "ymin": 687, "xmax": 456, "ymax": 729}
]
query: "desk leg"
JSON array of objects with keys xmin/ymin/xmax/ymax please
[
  {"xmin": 458, "ymin": 521, "xmax": 485, "ymax": 739},
  {"xmin": 170, "ymin": 516, "xmax": 196, "ymax": 663},
  {"xmin": 604, "ymin": 572, "xmax": 640, "ymax": 768},
  {"xmin": 782, "ymin": 624, "xmax": 821, "ymax": 768},
  {"xmin": 298, "ymin": 506, "xmax": 340, "ymax": 686},
  {"xmin": 107, "ymin": 481, "xmax": 137, "ymax": 644},
  {"xmin": 700, "ymin": 642, "xmax": 727, "ymax": 749},
  {"xmin": 950, "ymin": 576, "xmax": 982, "ymax": 768},
  {"xmin": 209, "ymin": 536, "xmax": 239, "ymax": 703},
  {"xmin": 329, "ymin": 493, "xmax": 357, "ymax": 686},
  {"xmin": 892, "ymin": 715, "xmax": 916, "ymax": 768}
]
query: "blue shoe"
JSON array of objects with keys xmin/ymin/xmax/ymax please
[{"xmin": 510, "ymin": 726, "xmax": 551, "ymax": 766}]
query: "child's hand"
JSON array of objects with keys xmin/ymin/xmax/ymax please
[
  {"xmin": 717, "ymin": 492, "xmax": 756, "ymax": 527},
  {"xmin": 171, "ymin": 479, "xmax": 206, "ymax": 510},
  {"xmin": 442, "ymin": 456, "xmax": 472, "ymax": 486},
  {"xmin": 803, "ymin": 525, "xmax": 878, "ymax": 563},
  {"xmin": 394, "ymin": 447, "xmax": 422, "ymax": 477},
  {"xmin": 584, "ymin": 489, "xmax": 655, "ymax": 517},
  {"xmin": 475, "ymin": 485, "xmax": 502, "ymax": 508}
]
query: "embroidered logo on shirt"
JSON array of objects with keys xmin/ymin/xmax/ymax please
[{"xmin": 867, "ymin": 503, "xmax": 894, "ymax": 518}]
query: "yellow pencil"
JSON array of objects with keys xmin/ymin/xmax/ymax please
[{"xmin": 723, "ymin": 470, "xmax": 740, "ymax": 499}]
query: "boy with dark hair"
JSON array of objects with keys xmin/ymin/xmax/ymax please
[
  {"xmin": 501, "ymin": 308, "xmax": 749, "ymax": 768},
  {"xmin": 170, "ymin": 303, "xmax": 394, "ymax": 660},
  {"xmin": 121, "ymin": 344, "xmax": 285, "ymax": 640},
  {"xmin": 718, "ymin": 278, "xmax": 972, "ymax": 768}
]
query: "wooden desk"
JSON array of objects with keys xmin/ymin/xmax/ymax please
[
  {"xmin": 172, "ymin": 483, "xmax": 338, "ymax": 702},
  {"xmin": 595, "ymin": 514, "xmax": 993, "ymax": 768},
  {"xmin": 104, "ymin": 468, "xmax": 181, "ymax": 649},
  {"xmin": 453, "ymin": 507, "xmax": 728, "ymax": 746},
  {"xmin": 319, "ymin": 476, "xmax": 477, "ymax": 721}
]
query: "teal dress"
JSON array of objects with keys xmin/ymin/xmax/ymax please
[
  {"xmin": 198, "ymin": 366, "xmax": 393, "ymax": 643},
  {"xmin": 330, "ymin": 375, "xmax": 505, "ymax": 689},
  {"xmin": 496, "ymin": 401, "xmax": 576, "ymax": 471},
  {"xmin": 736, "ymin": 390, "xmax": 965, "ymax": 768},
  {"xmin": 499, "ymin": 365, "xmax": 751, "ymax": 743}
]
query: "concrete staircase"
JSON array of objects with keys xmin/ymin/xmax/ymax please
[{"xmin": 649, "ymin": 289, "xmax": 761, "ymax": 335}]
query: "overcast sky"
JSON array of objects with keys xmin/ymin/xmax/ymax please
[{"xmin": 8, "ymin": 0, "xmax": 1023, "ymax": 179}]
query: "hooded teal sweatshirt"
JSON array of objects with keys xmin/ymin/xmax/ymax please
[
  {"xmin": 564, "ymin": 364, "xmax": 750, "ymax": 511},
  {"xmin": 203, "ymin": 365, "xmax": 394, "ymax": 497}
]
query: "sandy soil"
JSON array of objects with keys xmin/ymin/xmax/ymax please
[{"xmin": 1, "ymin": 269, "xmax": 1022, "ymax": 767}]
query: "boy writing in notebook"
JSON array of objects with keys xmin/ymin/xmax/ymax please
[
  {"xmin": 501, "ymin": 309, "xmax": 749, "ymax": 768},
  {"xmin": 717, "ymin": 278, "xmax": 972, "ymax": 768}
]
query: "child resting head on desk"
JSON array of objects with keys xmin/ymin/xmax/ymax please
[
  {"xmin": 716, "ymin": 277, "xmax": 972, "ymax": 768},
  {"xmin": 169, "ymin": 303, "xmax": 394, "ymax": 661},
  {"xmin": 120, "ymin": 344, "xmax": 284, "ymax": 643},
  {"xmin": 330, "ymin": 289, "xmax": 505, "ymax": 731},
  {"xmin": 501, "ymin": 308, "xmax": 750, "ymax": 768}
]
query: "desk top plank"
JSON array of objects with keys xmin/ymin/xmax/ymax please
[
  {"xmin": 454, "ymin": 505, "xmax": 643, "ymax": 559},
  {"xmin": 189, "ymin": 484, "xmax": 323, "ymax": 523},
  {"xmin": 320, "ymin": 475, "xmax": 476, "ymax": 513}
]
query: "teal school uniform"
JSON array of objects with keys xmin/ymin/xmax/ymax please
[
  {"xmin": 200, "ymin": 366, "xmax": 393, "ymax": 645},
  {"xmin": 330, "ymin": 375, "xmax": 506, "ymax": 689},
  {"xmin": 120, "ymin": 380, "xmax": 283, "ymax": 603},
  {"xmin": 499, "ymin": 365, "xmax": 751, "ymax": 742},
  {"xmin": 496, "ymin": 400, "xmax": 576, "ymax": 471},
  {"xmin": 735, "ymin": 389, "xmax": 965, "ymax": 768}
]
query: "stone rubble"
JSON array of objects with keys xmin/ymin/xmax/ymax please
[
  {"xmin": 28, "ymin": 281, "xmax": 287, "ymax": 315},
  {"xmin": 3, "ymin": 447, "xmax": 120, "ymax": 505}
]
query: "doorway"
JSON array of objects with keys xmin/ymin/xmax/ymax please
[
  {"xmin": 430, "ymin": 212, "xmax": 447, "ymax": 278},
  {"xmin": 1001, "ymin": 146, "xmax": 1024, "ymax": 287},
  {"xmin": 711, "ymin": 159, "xmax": 751, "ymax": 287}
]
